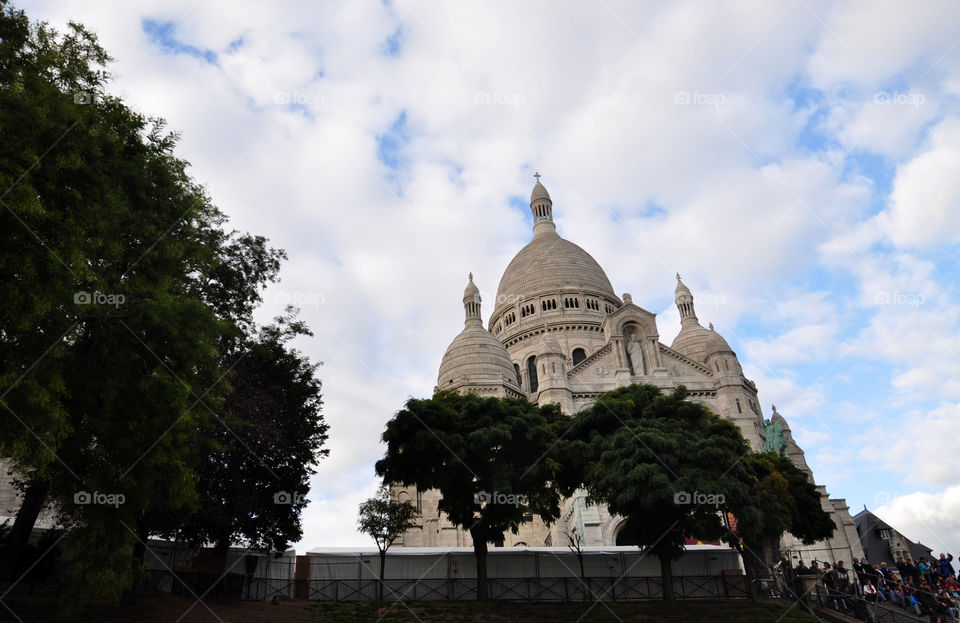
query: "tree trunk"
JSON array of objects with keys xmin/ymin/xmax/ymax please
[
  {"xmin": 0, "ymin": 478, "xmax": 50, "ymax": 582},
  {"xmin": 739, "ymin": 539, "xmax": 765, "ymax": 600},
  {"xmin": 578, "ymin": 551, "xmax": 588, "ymax": 601},
  {"xmin": 212, "ymin": 535, "xmax": 231, "ymax": 598},
  {"xmin": 470, "ymin": 527, "xmax": 489, "ymax": 601},
  {"xmin": 379, "ymin": 549, "xmax": 386, "ymax": 601},
  {"xmin": 658, "ymin": 552, "xmax": 675, "ymax": 606},
  {"xmin": 121, "ymin": 519, "xmax": 148, "ymax": 607}
]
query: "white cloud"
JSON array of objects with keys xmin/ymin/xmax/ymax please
[
  {"xmin": 16, "ymin": 0, "xmax": 960, "ymax": 551},
  {"xmin": 877, "ymin": 119, "xmax": 960, "ymax": 249},
  {"xmin": 876, "ymin": 487, "xmax": 960, "ymax": 559}
]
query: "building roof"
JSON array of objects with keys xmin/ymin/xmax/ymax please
[
  {"xmin": 438, "ymin": 321, "xmax": 518, "ymax": 389},
  {"xmin": 494, "ymin": 230, "xmax": 617, "ymax": 317},
  {"xmin": 853, "ymin": 507, "xmax": 932, "ymax": 565}
]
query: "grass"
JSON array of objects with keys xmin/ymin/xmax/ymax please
[{"xmin": 0, "ymin": 593, "xmax": 822, "ymax": 622}]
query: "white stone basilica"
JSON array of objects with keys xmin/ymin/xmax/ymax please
[{"xmin": 395, "ymin": 176, "xmax": 863, "ymax": 564}]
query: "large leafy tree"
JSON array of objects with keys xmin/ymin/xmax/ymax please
[
  {"xmin": 357, "ymin": 485, "xmax": 419, "ymax": 600},
  {"xmin": 165, "ymin": 312, "xmax": 328, "ymax": 580},
  {"xmin": 376, "ymin": 391, "xmax": 563, "ymax": 600},
  {"xmin": 560, "ymin": 384, "xmax": 754, "ymax": 605},
  {"xmin": 723, "ymin": 452, "xmax": 835, "ymax": 597},
  {"xmin": 0, "ymin": 2, "xmax": 286, "ymax": 611}
]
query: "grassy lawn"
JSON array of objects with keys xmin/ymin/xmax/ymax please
[{"xmin": 0, "ymin": 593, "xmax": 820, "ymax": 622}]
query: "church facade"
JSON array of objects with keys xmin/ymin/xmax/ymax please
[{"xmin": 394, "ymin": 176, "xmax": 863, "ymax": 563}]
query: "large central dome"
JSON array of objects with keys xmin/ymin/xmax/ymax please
[
  {"xmin": 492, "ymin": 177, "xmax": 617, "ymax": 321},
  {"xmin": 493, "ymin": 229, "xmax": 616, "ymax": 316}
]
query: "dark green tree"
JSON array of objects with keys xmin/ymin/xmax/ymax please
[
  {"xmin": 561, "ymin": 384, "xmax": 753, "ymax": 605},
  {"xmin": 723, "ymin": 451, "xmax": 835, "ymax": 598},
  {"xmin": 166, "ymin": 312, "xmax": 328, "ymax": 582},
  {"xmin": 357, "ymin": 485, "xmax": 419, "ymax": 600},
  {"xmin": 375, "ymin": 391, "xmax": 563, "ymax": 600},
  {"xmin": 0, "ymin": 2, "xmax": 286, "ymax": 613}
]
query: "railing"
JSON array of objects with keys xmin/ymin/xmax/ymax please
[
  {"xmin": 139, "ymin": 570, "xmax": 732, "ymax": 602},
  {"xmin": 814, "ymin": 583, "xmax": 931, "ymax": 623}
]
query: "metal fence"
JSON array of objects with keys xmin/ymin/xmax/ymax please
[{"xmin": 140, "ymin": 570, "xmax": 734, "ymax": 602}]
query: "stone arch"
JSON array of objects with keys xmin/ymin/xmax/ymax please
[
  {"xmin": 572, "ymin": 347, "xmax": 586, "ymax": 366},
  {"xmin": 527, "ymin": 355, "xmax": 539, "ymax": 393}
]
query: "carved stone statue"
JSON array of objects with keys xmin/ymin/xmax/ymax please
[
  {"xmin": 762, "ymin": 418, "xmax": 786, "ymax": 456},
  {"xmin": 627, "ymin": 337, "xmax": 645, "ymax": 376}
]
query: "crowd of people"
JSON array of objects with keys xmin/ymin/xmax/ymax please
[{"xmin": 790, "ymin": 553, "xmax": 960, "ymax": 622}]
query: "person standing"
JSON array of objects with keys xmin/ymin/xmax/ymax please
[{"xmin": 940, "ymin": 553, "xmax": 955, "ymax": 579}]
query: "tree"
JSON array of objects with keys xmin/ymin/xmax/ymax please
[
  {"xmin": 375, "ymin": 391, "xmax": 563, "ymax": 600},
  {"xmin": 723, "ymin": 451, "xmax": 835, "ymax": 599},
  {"xmin": 561, "ymin": 384, "xmax": 754, "ymax": 605},
  {"xmin": 0, "ymin": 3, "xmax": 287, "ymax": 611},
  {"xmin": 146, "ymin": 310, "xmax": 326, "ymax": 595},
  {"xmin": 357, "ymin": 485, "xmax": 419, "ymax": 600}
]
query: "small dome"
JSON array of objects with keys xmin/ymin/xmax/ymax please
[
  {"xmin": 531, "ymin": 180, "xmax": 551, "ymax": 203},
  {"xmin": 438, "ymin": 324, "xmax": 518, "ymax": 388},
  {"xmin": 539, "ymin": 330, "xmax": 564, "ymax": 355},
  {"xmin": 670, "ymin": 324, "xmax": 715, "ymax": 362},
  {"xmin": 464, "ymin": 273, "xmax": 480, "ymax": 299},
  {"xmin": 675, "ymin": 279, "xmax": 692, "ymax": 302},
  {"xmin": 704, "ymin": 330, "xmax": 732, "ymax": 357}
]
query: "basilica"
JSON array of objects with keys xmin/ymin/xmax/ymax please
[{"xmin": 395, "ymin": 176, "xmax": 864, "ymax": 564}]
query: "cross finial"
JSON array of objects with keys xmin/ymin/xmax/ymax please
[
  {"xmin": 709, "ymin": 322, "xmax": 714, "ymax": 331},
  {"xmin": 772, "ymin": 404, "xmax": 778, "ymax": 415},
  {"xmin": 534, "ymin": 171, "xmax": 541, "ymax": 182},
  {"xmin": 468, "ymin": 272, "xmax": 473, "ymax": 283},
  {"xmin": 676, "ymin": 272, "xmax": 682, "ymax": 283}
]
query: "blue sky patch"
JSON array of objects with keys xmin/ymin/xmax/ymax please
[{"xmin": 142, "ymin": 19, "xmax": 218, "ymax": 65}]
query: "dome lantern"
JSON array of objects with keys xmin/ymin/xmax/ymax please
[
  {"xmin": 530, "ymin": 171, "xmax": 555, "ymax": 235},
  {"xmin": 674, "ymin": 273, "xmax": 698, "ymax": 327},
  {"xmin": 463, "ymin": 272, "xmax": 482, "ymax": 324}
]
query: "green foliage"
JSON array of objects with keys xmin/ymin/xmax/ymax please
[
  {"xmin": 375, "ymin": 391, "xmax": 564, "ymax": 598},
  {"xmin": 376, "ymin": 391, "xmax": 564, "ymax": 544},
  {"xmin": 357, "ymin": 485, "xmax": 419, "ymax": 554},
  {"xmin": 167, "ymin": 311, "xmax": 328, "ymax": 558},
  {"xmin": 562, "ymin": 384, "xmax": 754, "ymax": 602},
  {"xmin": 731, "ymin": 452, "xmax": 835, "ymax": 547},
  {"xmin": 0, "ymin": 0, "xmax": 293, "ymax": 610}
]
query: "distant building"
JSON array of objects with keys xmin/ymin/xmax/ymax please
[
  {"xmin": 854, "ymin": 507, "xmax": 932, "ymax": 565},
  {"xmin": 394, "ymin": 175, "xmax": 863, "ymax": 564}
]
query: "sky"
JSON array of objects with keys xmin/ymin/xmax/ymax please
[{"xmin": 18, "ymin": 0, "xmax": 960, "ymax": 555}]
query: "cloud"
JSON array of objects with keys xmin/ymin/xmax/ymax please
[
  {"xmin": 877, "ymin": 119, "xmax": 960, "ymax": 249},
  {"xmin": 17, "ymin": 0, "xmax": 960, "ymax": 551},
  {"xmin": 876, "ymin": 487, "xmax": 960, "ymax": 559}
]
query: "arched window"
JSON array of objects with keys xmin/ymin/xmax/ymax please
[
  {"xmin": 527, "ymin": 356, "xmax": 538, "ymax": 393},
  {"xmin": 572, "ymin": 348, "xmax": 586, "ymax": 366},
  {"xmin": 514, "ymin": 363, "xmax": 522, "ymax": 389},
  {"xmin": 735, "ymin": 398, "xmax": 742, "ymax": 413}
]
